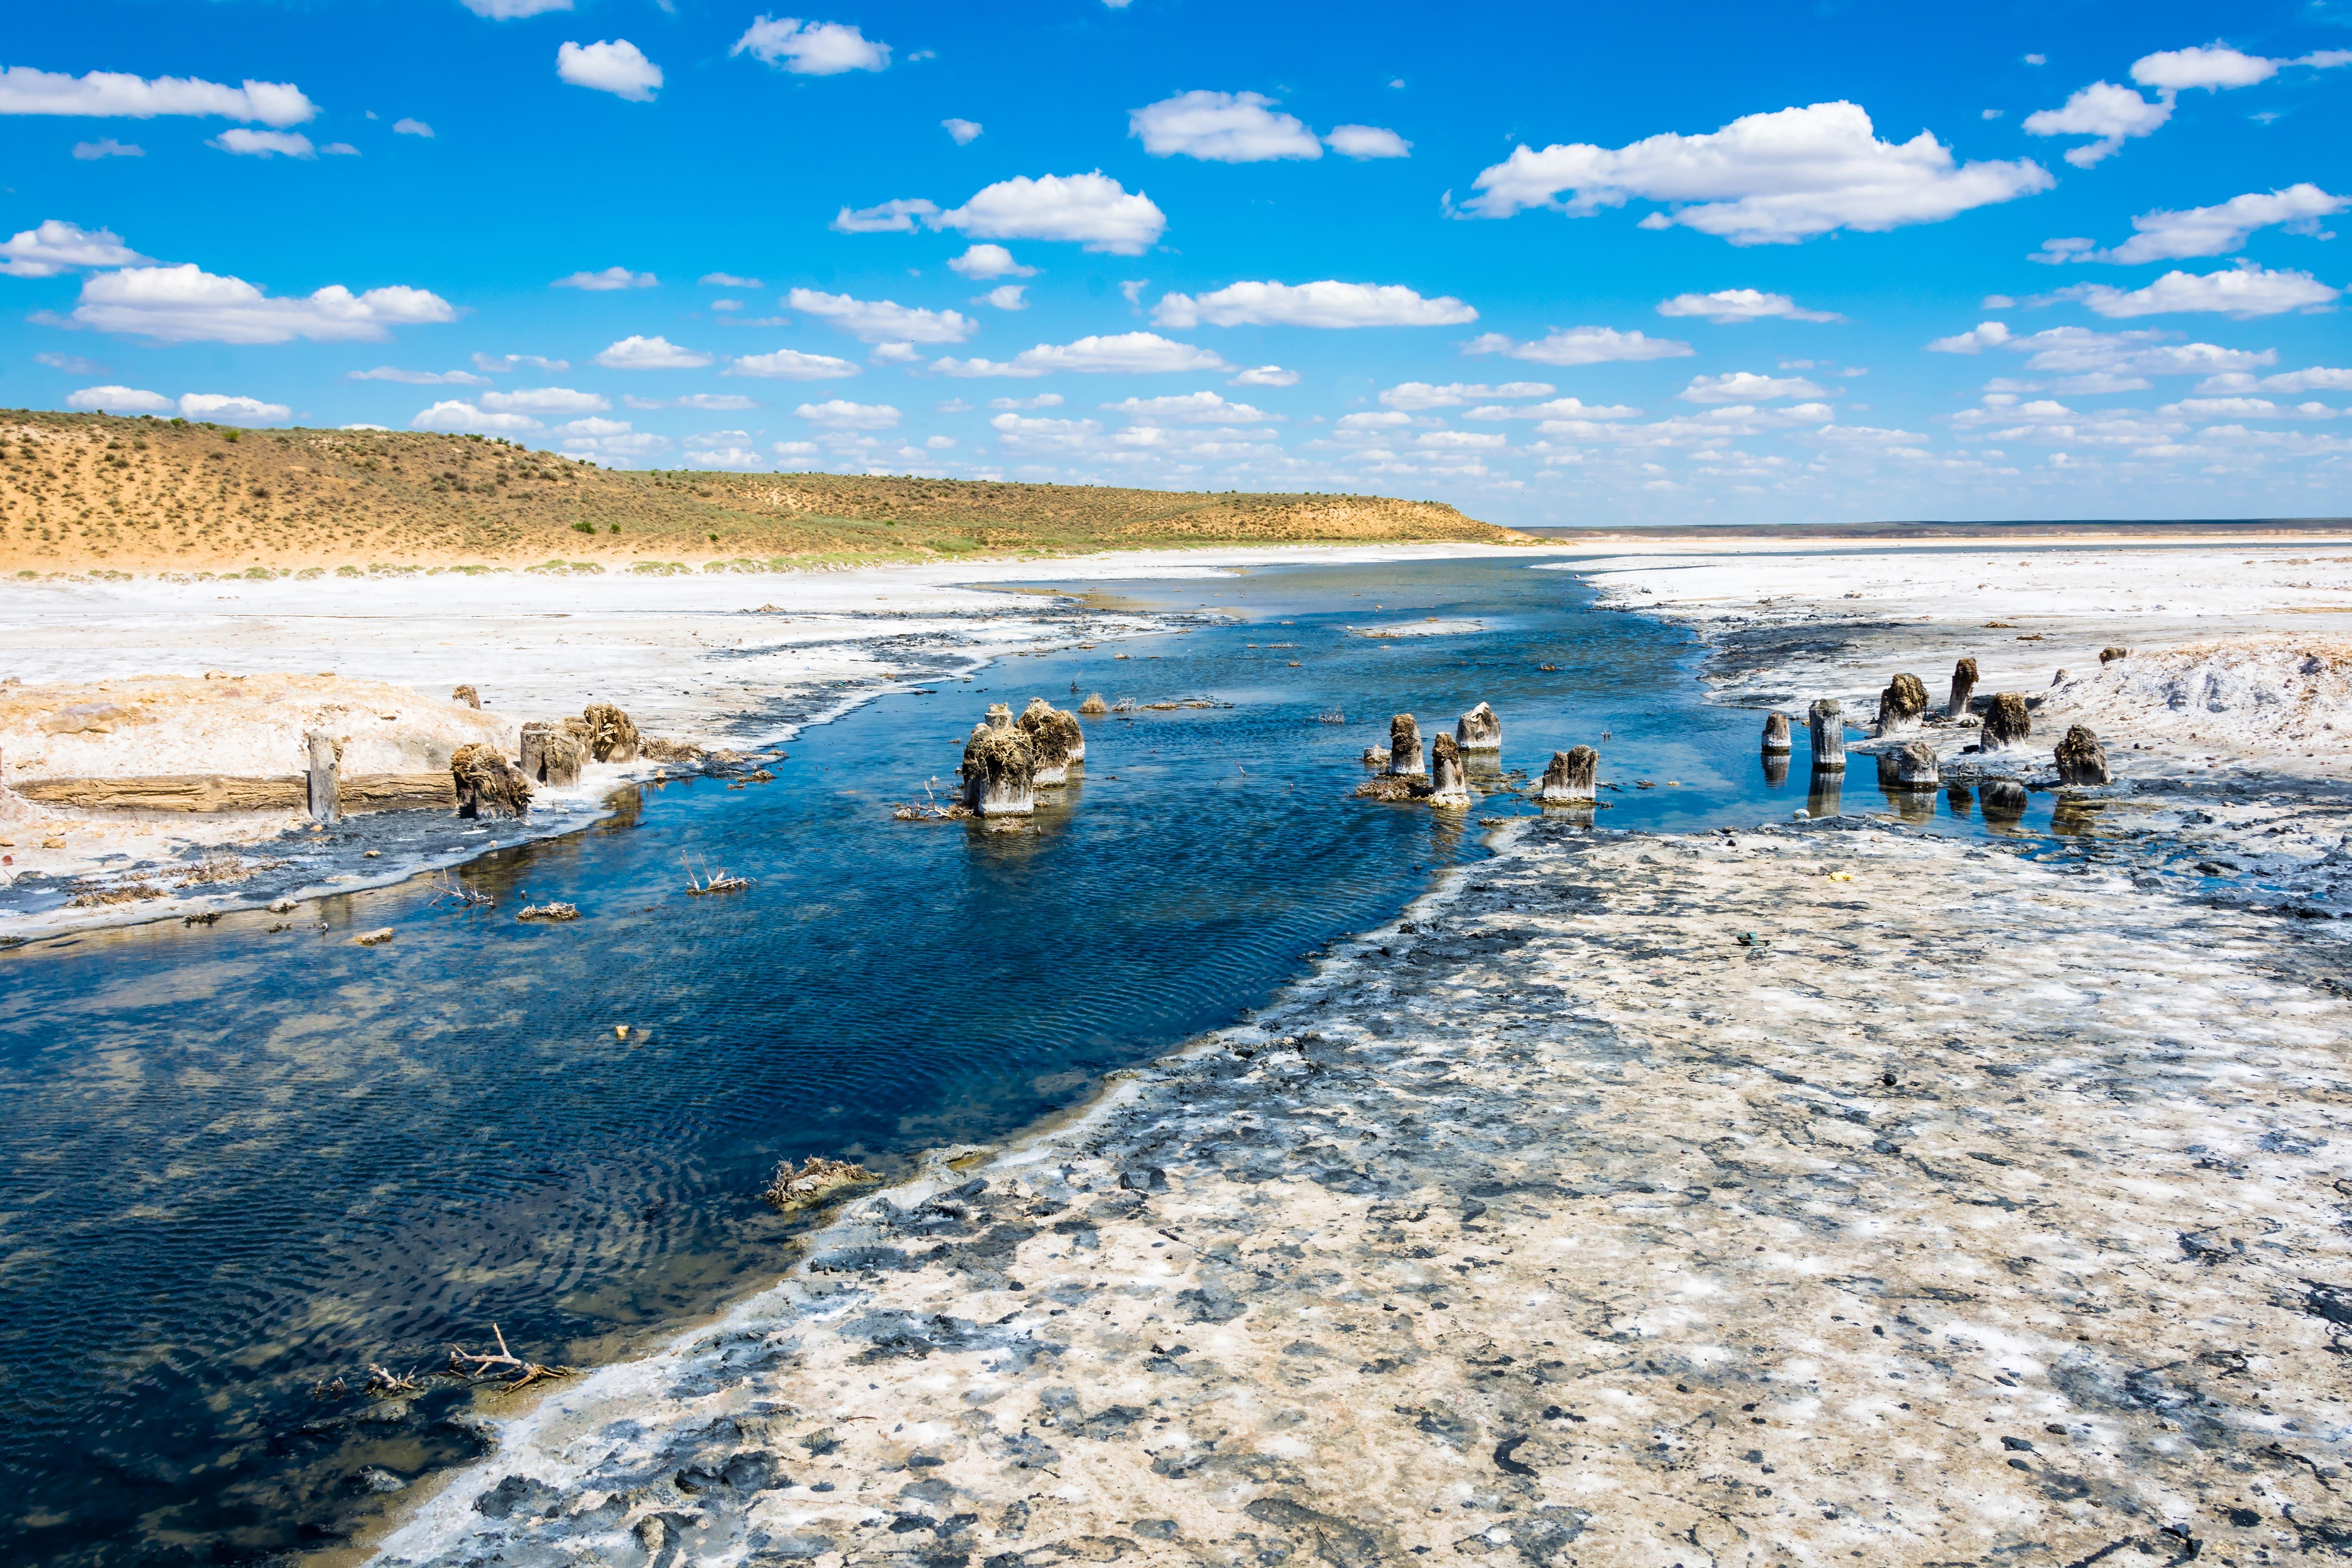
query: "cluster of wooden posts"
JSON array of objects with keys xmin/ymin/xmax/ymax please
[
  {"xmin": 1357, "ymin": 702, "xmax": 1600, "ymax": 809},
  {"xmin": 956, "ymin": 697, "xmax": 1088, "ymax": 816}
]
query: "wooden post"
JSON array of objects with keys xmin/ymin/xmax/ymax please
[
  {"xmin": 1946, "ymin": 658, "xmax": 1978, "ymax": 719},
  {"xmin": 1429, "ymin": 734, "xmax": 1471, "ymax": 804},
  {"xmin": 1894, "ymin": 739, "xmax": 1940, "ymax": 788},
  {"xmin": 1980, "ymin": 692, "xmax": 2031, "ymax": 753},
  {"xmin": 1808, "ymin": 699, "xmax": 1846, "ymax": 770},
  {"xmin": 1761, "ymin": 711, "xmax": 1792, "ymax": 753},
  {"xmin": 1387, "ymin": 714, "xmax": 1426, "ymax": 777},
  {"xmin": 305, "ymin": 730, "xmax": 340, "ymax": 825},
  {"xmin": 1455, "ymin": 702, "xmax": 1502, "ymax": 753},
  {"xmin": 1876, "ymin": 674, "xmax": 1929, "ymax": 736},
  {"xmin": 1540, "ymin": 745, "xmax": 1598, "ymax": 803},
  {"xmin": 2054, "ymin": 725, "xmax": 2110, "ymax": 786}
]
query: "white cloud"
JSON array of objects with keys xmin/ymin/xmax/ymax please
[
  {"xmin": 831, "ymin": 198, "xmax": 941, "ymax": 233},
  {"xmin": 1466, "ymin": 396, "xmax": 1639, "ymax": 420},
  {"xmin": 979, "ymin": 284, "xmax": 1027, "ymax": 310},
  {"xmin": 1926, "ymin": 320, "xmax": 2012, "ymax": 353},
  {"xmin": 394, "ymin": 117, "xmax": 433, "ymax": 138},
  {"xmin": 61, "ymin": 264, "xmax": 454, "ymax": 344},
  {"xmin": 1461, "ymin": 325, "xmax": 1693, "ymax": 365},
  {"xmin": 933, "ymin": 332, "xmax": 1227, "ymax": 377},
  {"xmin": 211, "ymin": 129, "xmax": 317, "ymax": 158},
  {"xmin": 412, "ymin": 399, "xmax": 543, "ymax": 434},
  {"xmin": 624, "ymin": 392, "xmax": 762, "ymax": 410},
  {"xmin": 948, "ymin": 243, "xmax": 1033, "ymax": 279},
  {"xmin": 1102, "ymin": 390, "xmax": 1275, "ymax": 423},
  {"xmin": 472, "ymin": 352, "xmax": 569, "ymax": 372},
  {"xmin": 786, "ymin": 287, "xmax": 975, "ymax": 343},
  {"xmin": 796, "ymin": 398, "xmax": 899, "ymax": 429},
  {"xmin": 937, "ymin": 172, "xmax": 1164, "ymax": 254},
  {"xmin": 2155, "ymin": 396, "xmax": 2337, "ymax": 419},
  {"xmin": 2195, "ymin": 366, "xmax": 2352, "ymax": 394},
  {"xmin": 990, "ymin": 412, "xmax": 1101, "ymax": 450},
  {"xmin": 2022, "ymin": 82, "xmax": 2172, "ymax": 167},
  {"xmin": 553, "ymin": 416, "xmax": 632, "ymax": 437},
  {"xmin": 701, "ymin": 271, "xmax": 764, "ymax": 287},
  {"xmin": 732, "ymin": 17, "xmax": 891, "ymax": 75},
  {"xmin": 1325, "ymin": 124, "xmax": 1409, "ymax": 159},
  {"xmin": 2050, "ymin": 185, "xmax": 2347, "ymax": 265},
  {"xmin": 557, "ymin": 39, "xmax": 661, "ymax": 102},
  {"xmin": 34, "ymin": 352, "xmax": 105, "ymax": 372},
  {"xmin": 1380, "ymin": 380, "xmax": 1555, "ymax": 409},
  {"xmin": 869, "ymin": 341, "xmax": 922, "ymax": 363},
  {"xmin": 1336, "ymin": 410, "xmax": 1412, "ymax": 430},
  {"xmin": 1997, "ymin": 326, "xmax": 2274, "ymax": 378},
  {"xmin": 1656, "ymin": 288, "xmax": 1841, "ymax": 323},
  {"xmin": 2055, "ymin": 262, "xmax": 2341, "ymax": 319},
  {"xmin": 2130, "ymin": 43, "xmax": 2276, "ymax": 91},
  {"xmin": 554, "ymin": 265, "xmax": 656, "ymax": 290},
  {"xmin": 593, "ymin": 334, "xmax": 712, "ymax": 369},
  {"xmin": 1228, "ymin": 364, "xmax": 1298, "ymax": 387},
  {"xmin": 1463, "ymin": 101, "xmax": 2052, "ymax": 244},
  {"xmin": 462, "ymin": 0, "xmax": 573, "ymax": 16},
  {"xmin": 684, "ymin": 445, "xmax": 769, "ymax": 470},
  {"xmin": 1414, "ymin": 429, "xmax": 1505, "ymax": 450},
  {"xmin": 347, "ymin": 365, "xmax": 489, "ymax": 385},
  {"xmin": 72, "ymin": 138, "xmax": 142, "ymax": 159},
  {"xmin": 0, "ymin": 66, "xmax": 316, "ymax": 126},
  {"xmin": 1153, "ymin": 280, "xmax": 1476, "ymax": 329},
  {"xmin": 0, "ymin": 220, "xmax": 147, "ymax": 278},
  {"xmin": 321, "ymin": 142, "xmax": 360, "ymax": 156},
  {"xmin": 988, "ymin": 393, "xmax": 1062, "ymax": 409},
  {"xmin": 178, "ymin": 392, "xmax": 290, "ymax": 424},
  {"xmin": 65, "ymin": 384, "xmax": 170, "ymax": 413},
  {"xmin": 1131, "ymin": 90, "xmax": 1321, "ymax": 162},
  {"xmin": 723, "ymin": 347, "xmax": 860, "ymax": 379},
  {"xmin": 943, "ymin": 117, "xmax": 982, "ymax": 144},
  {"xmin": 481, "ymin": 385, "xmax": 609, "ymax": 414},
  {"xmin": 1677, "ymin": 370, "xmax": 1827, "ymax": 403}
]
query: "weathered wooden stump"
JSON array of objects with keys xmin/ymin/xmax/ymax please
[
  {"xmin": 1808, "ymin": 699, "xmax": 1846, "ymax": 770},
  {"xmin": 1876, "ymin": 673, "xmax": 1929, "ymax": 736},
  {"xmin": 1980, "ymin": 692, "xmax": 2032, "ymax": 753},
  {"xmin": 520, "ymin": 722, "xmax": 584, "ymax": 786},
  {"xmin": 1078, "ymin": 692, "xmax": 1108, "ymax": 716},
  {"xmin": 1761, "ymin": 711, "xmax": 1792, "ymax": 753},
  {"xmin": 1980, "ymin": 778, "xmax": 2030, "ymax": 824},
  {"xmin": 582, "ymin": 702, "xmax": 639, "ymax": 763},
  {"xmin": 1387, "ymin": 714, "xmax": 1426, "ymax": 777},
  {"xmin": 1947, "ymin": 658, "xmax": 1978, "ymax": 719},
  {"xmin": 304, "ymin": 730, "xmax": 341, "ymax": 825},
  {"xmin": 2054, "ymin": 724, "xmax": 2110, "ymax": 786},
  {"xmin": 1894, "ymin": 739, "xmax": 1940, "ymax": 789},
  {"xmin": 452, "ymin": 684, "xmax": 482, "ymax": 710},
  {"xmin": 1455, "ymin": 702, "xmax": 1502, "ymax": 753},
  {"xmin": 1428, "ymin": 734, "xmax": 1471, "ymax": 805},
  {"xmin": 1539, "ymin": 746, "xmax": 1597, "ymax": 803},
  {"xmin": 1018, "ymin": 697, "xmax": 1084, "ymax": 784},
  {"xmin": 2100, "ymin": 645, "xmax": 2129, "ymax": 665},
  {"xmin": 452, "ymin": 742, "xmax": 533, "ymax": 819},
  {"xmin": 959, "ymin": 723, "xmax": 1035, "ymax": 816},
  {"xmin": 983, "ymin": 702, "xmax": 1014, "ymax": 731}
]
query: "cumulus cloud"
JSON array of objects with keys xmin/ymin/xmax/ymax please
[
  {"xmin": 2022, "ymin": 82, "xmax": 2173, "ymax": 167},
  {"xmin": 554, "ymin": 265, "xmax": 656, "ymax": 290},
  {"xmin": 0, "ymin": 220, "xmax": 147, "ymax": 278},
  {"xmin": 1101, "ymin": 390, "xmax": 1276, "ymax": 423},
  {"xmin": 732, "ymin": 17, "xmax": 891, "ymax": 75},
  {"xmin": 0, "ymin": 66, "xmax": 316, "ymax": 126},
  {"xmin": 701, "ymin": 271, "xmax": 764, "ymax": 287},
  {"xmin": 557, "ymin": 39, "xmax": 661, "ymax": 102},
  {"xmin": 1461, "ymin": 325, "xmax": 1693, "ymax": 365},
  {"xmin": 786, "ymin": 287, "xmax": 974, "ymax": 343},
  {"xmin": 948, "ymin": 243, "xmax": 1033, "ymax": 279},
  {"xmin": 1926, "ymin": 320, "xmax": 2012, "ymax": 353},
  {"xmin": 1326, "ymin": 124, "xmax": 1409, "ymax": 159},
  {"xmin": 683, "ymin": 445, "xmax": 770, "ymax": 470},
  {"xmin": 1414, "ymin": 429, "xmax": 1505, "ymax": 450},
  {"xmin": 347, "ymin": 365, "xmax": 489, "ymax": 385},
  {"xmin": 933, "ymin": 332, "xmax": 1227, "ymax": 377},
  {"xmin": 990, "ymin": 412, "xmax": 1102, "ymax": 451},
  {"xmin": 1379, "ymin": 380, "xmax": 1554, "ymax": 410},
  {"xmin": 624, "ymin": 392, "xmax": 762, "ymax": 410},
  {"xmin": 593, "ymin": 334, "xmax": 712, "ymax": 369},
  {"xmin": 2130, "ymin": 43, "xmax": 2277, "ymax": 91},
  {"xmin": 58, "ymin": 264, "xmax": 455, "ymax": 344},
  {"xmin": 979, "ymin": 284, "xmax": 1027, "ymax": 310},
  {"xmin": 795, "ymin": 398, "xmax": 899, "ymax": 429},
  {"xmin": 65, "ymin": 384, "xmax": 170, "ymax": 413},
  {"xmin": 719, "ymin": 347, "xmax": 857, "ymax": 380},
  {"xmin": 2194, "ymin": 365, "xmax": 2352, "ymax": 394},
  {"xmin": 988, "ymin": 393, "xmax": 1062, "ymax": 410},
  {"xmin": 1657, "ymin": 288, "xmax": 1842, "ymax": 323},
  {"xmin": 473, "ymin": 352, "xmax": 569, "ymax": 372},
  {"xmin": 1677, "ymin": 370, "xmax": 1828, "ymax": 402},
  {"xmin": 937, "ymin": 172, "xmax": 1163, "ymax": 254},
  {"xmin": 211, "ymin": 129, "xmax": 319, "ymax": 158},
  {"xmin": 1131, "ymin": 90, "xmax": 1322, "ymax": 161},
  {"xmin": 2040, "ymin": 185, "xmax": 2347, "ymax": 265},
  {"xmin": 2053, "ymin": 262, "xmax": 2341, "ymax": 319},
  {"xmin": 1465, "ymin": 396, "xmax": 1639, "ymax": 420},
  {"xmin": 2155, "ymin": 396, "xmax": 2337, "ymax": 419},
  {"xmin": 831, "ymin": 198, "xmax": 941, "ymax": 234},
  {"xmin": 394, "ymin": 118, "xmax": 432, "ymax": 138},
  {"xmin": 72, "ymin": 137, "xmax": 142, "ymax": 159},
  {"xmin": 1153, "ymin": 280, "xmax": 1476, "ymax": 329},
  {"xmin": 943, "ymin": 117, "xmax": 982, "ymax": 144},
  {"xmin": 462, "ymin": 0, "xmax": 573, "ymax": 16},
  {"xmin": 35, "ymin": 352, "xmax": 106, "ymax": 373},
  {"xmin": 1228, "ymin": 364, "xmax": 1298, "ymax": 387},
  {"xmin": 412, "ymin": 399, "xmax": 542, "ymax": 434},
  {"xmin": 480, "ymin": 385, "xmax": 608, "ymax": 414},
  {"xmin": 1463, "ymin": 101, "xmax": 2051, "ymax": 244},
  {"xmin": 178, "ymin": 392, "xmax": 290, "ymax": 424}
]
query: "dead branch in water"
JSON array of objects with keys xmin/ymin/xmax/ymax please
[
  {"xmin": 762, "ymin": 1154, "xmax": 879, "ymax": 1212},
  {"xmin": 891, "ymin": 776, "xmax": 972, "ymax": 822},
  {"xmin": 364, "ymin": 1364, "xmax": 424, "ymax": 1396},
  {"xmin": 425, "ymin": 869, "xmax": 495, "ymax": 910},
  {"xmin": 447, "ymin": 1324, "xmax": 573, "ymax": 1391},
  {"xmin": 684, "ymin": 852, "xmax": 752, "ymax": 894}
]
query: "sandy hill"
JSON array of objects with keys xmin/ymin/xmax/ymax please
[{"xmin": 0, "ymin": 410, "xmax": 1522, "ymax": 576}]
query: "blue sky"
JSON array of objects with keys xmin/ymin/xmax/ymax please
[{"xmin": 4, "ymin": 0, "xmax": 2350, "ymax": 526}]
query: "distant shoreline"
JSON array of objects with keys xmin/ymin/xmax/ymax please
[{"xmin": 1516, "ymin": 516, "xmax": 2352, "ymax": 540}]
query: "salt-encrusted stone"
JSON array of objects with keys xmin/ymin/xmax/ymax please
[
  {"xmin": 1761, "ymin": 711, "xmax": 1792, "ymax": 753},
  {"xmin": 305, "ymin": 730, "xmax": 340, "ymax": 825},
  {"xmin": 1980, "ymin": 692, "xmax": 2032, "ymax": 753},
  {"xmin": 1429, "ymin": 734, "xmax": 1471, "ymax": 805},
  {"xmin": 2055, "ymin": 725, "xmax": 2110, "ymax": 786},
  {"xmin": 1809, "ymin": 699, "xmax": 1846, "ymax": 770},
  {"xmin": 1540, "ymin": 746, "xmax": 1597, "ymax": 803},
  {"xmin": 1387, "ymin": 714, "xmax": 1426, "ymax": 778},
  {"xmin": 1894, "ymin": 739, "xmax": 1940, "ymax": 788},
  {"xmin": 1361, "ymin": 746, "xmax": 1391, "ymax": 766},
  {"xmin": 1877, "ymin": 673, "xmax": 1929, "ymax": 736},
  {"xmin": 960, "ymin": 723, "xmax": 1035, "ymax": 816},
  {"xmin": 1947, "ymin": 658, "xmax": 1978, "ymax": 719},
  {"xmin": 1455, "ymin": 702, "xmax": 1501, "ymax": 753},
  {"xmin": 1078, "ymin": 693, "xmax": 1108, "ymax": 716},
  {"xmin": 1019, "ymin": 697, "xmax": 1083, "ymax": 785}
]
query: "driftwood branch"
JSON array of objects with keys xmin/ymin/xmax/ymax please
[{"xmin": 446, "ymin": 1323, "xmax": 574, "ymax": 1390}]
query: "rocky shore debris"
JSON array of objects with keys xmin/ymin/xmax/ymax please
[
  {"xmin": 1539, "ymin": 744, "xmax": 1599, "ymax": 803},
  {"xmin": 1018, "ymin": 697, "xmax": 1084, "ymax": 785},
  {"xmin": 1427, "ymin": 733, "xmax": 1471, "ymax": 805},
  {"xmin": 2101, "ymin": 644, "xmax": 2130, "ymax": 664},
  {"xmin": 446, "ymin": 1324, "xmax": 571, "ymax": 1392},
  {"xmin": 515, "ymin": 900, "xmax": 579, "ymax": 921},
  {"xmin": 1078, "ymin": 692, "xmax": 1108, "ymax": 715},
  {"xmin": 760, "ymin": 1154, "xmax": 878, "ymax": 1213},
  {"xmin": 1980, "ymin": 690, "xmax": 2032, "ymax": 753},
  {"xmin": 519, "ymin": 722, "xmax": 584, "ymax": 787},
  {"xmin": 304, "ymin": 729, "xmax": 340, "ymax": 826},
  {"xmin": 1455, "ymin": 701, "xmax": 1502, "ymax": 752},
  {"xmin": 960, "ymin": 721, "xmax": 1036, "ymax": 816},
  {"xmin": 2055, "ymin": 724, "xmax": 2110, "ymax": 785},
  {"xmin": 353, "ymin": 927, "xmax": 394, "ymax": 946},
  {"xmin": 1947, "ymin": 656, "xmax": 1979, "ymax": 718},
  {"xmin": 1808, "ymin": 698, "xmax": 1846, "ymax": 768},
  {"xmin": 580, "ymin": 702, "xmax": 640, "ymax": 764},
  {"xmin": 450, "ymin": 742, "xmax": 532, "ymax": 819},
  {"xmin": 1875, "ymin": 672, "xmax": 1929, "ymax": 735},
  {"xmin": 450, "ymin": 685, "xmax": 481, "ymax": 711},
  {"xmin": 1760, "ymin": 710, "xmax": 1792, "ymax": 753},
  {"xmin": 1385, "ymin": 713, "xmax": 1426, "ymax": 778},
  {"xmin": 1892, "ymin": 738, "xmax": 1940, "ymax": 788}
]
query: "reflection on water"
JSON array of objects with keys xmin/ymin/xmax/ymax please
[
  {"xmin": 1761, "ymin": 750, "xmax": 1790, "ymax": 790},
  {"xmin": 1808, "ymin": 766, "xmax": 1846, "ymax": 819},
  {"xmin": 0, "ymin": 556, "xmax": 2091, "ymax": 1566}
]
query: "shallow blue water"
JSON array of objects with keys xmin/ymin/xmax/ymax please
[{"xmin": 0, "ymin": 556, "xmax": 2073, "ymax": 1564}]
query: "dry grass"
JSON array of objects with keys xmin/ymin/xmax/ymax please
[{"xmin": 0, "ymin": 410, "xmax": 1526, "ymax": 577}]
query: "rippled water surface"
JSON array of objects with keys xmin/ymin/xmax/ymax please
[{"xmin": 0, "ymin": 556, "xmax": 2088, "ymax": 1564}]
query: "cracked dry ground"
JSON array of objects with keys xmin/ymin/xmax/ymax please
[{"xmin": 388, "ymin": 819, "xmax": 2352, "ymax": 1568}]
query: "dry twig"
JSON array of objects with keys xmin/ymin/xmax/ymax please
[{"xmin": 446, "ymin": 1323, "xmax": 573, "ymax": 1391}]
